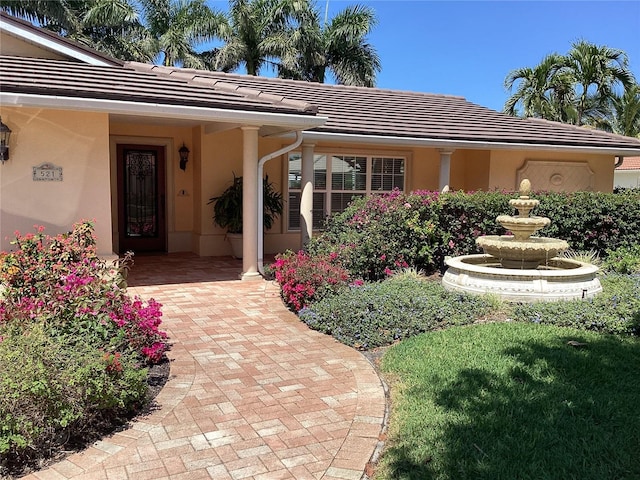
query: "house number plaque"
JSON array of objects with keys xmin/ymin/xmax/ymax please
[{"xmin": 33, "ymin": 163, "xmax": 63, "ymax": 182}]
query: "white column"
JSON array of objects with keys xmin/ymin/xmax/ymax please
[
  {"xmin": 241, "ymin": 126, "xmax": 261, "ymax": 280},
  {"xmin": 300, "ymin": 143, "xmax": 315, "ymax": 248},
  {"xmin": 439, "ymin": 149, "xmax": 454, "ymax": 191}
]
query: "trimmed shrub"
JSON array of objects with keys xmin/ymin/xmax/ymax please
[
  {"xmin": 437, "ymin": 189, "xmax": 513, "ymax": 260},
  {"xmin": 601, "ymin": 244, "xmax": 640, "ymax": 274},
  {"xmin": 0, "ymin": 325, "xmax": 148, "ymax": 464},
  {"xmin": 534, "ymin": 189, "xmax": 640, "ymax": 254},
  {"xmin": 512, "ymin": 274, "xmax": 640, "ymax": 336},
  {"xmin": 298, "ymin": 272, "xmax": 500, "ymax": 349}
]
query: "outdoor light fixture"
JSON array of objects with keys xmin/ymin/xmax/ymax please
[
  {"xmin": 0, "ymin": 117, "xmax": 12, "ymax": 164},
  {"xmin": 178, "ymin": 143, "xmax": 190, "ymax": 171}
]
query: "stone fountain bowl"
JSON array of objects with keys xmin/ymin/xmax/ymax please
[
  {"xmin": 496, "ymin": 215, "xmax": 550, "ymax": 241},
  {"xmin": 476, "ymin": 235, "xmax": 569, "ymax": 269},
  {"xmin": 442, "ymin": 254, "xmax": 602, "ymax": 302}
]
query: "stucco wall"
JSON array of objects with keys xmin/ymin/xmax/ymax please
[
  {"xmin": 0, "ymin": 107, "xmax": 113, "ymax": 255},
  {"xmin": 409, "ymin": 148, "xmax": 440, "ymax": 191},
  {"xmin": 488, "ymin": 150, "xmax": 615, "ymax": 192},
  {"xmin": 459, "ymin": 150, "xmax": 491, "ymax": 191}
]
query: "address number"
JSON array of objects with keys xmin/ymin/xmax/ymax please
[{"xmin": 33, "ymin": 163, "xmax": 63, "ymax": 182}]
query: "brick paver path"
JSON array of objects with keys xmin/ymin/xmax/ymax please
[{"xmin": 26, "ymin": 254, "xmax": 386, "ymax": 480}]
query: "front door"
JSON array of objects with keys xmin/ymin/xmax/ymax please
[{"xmin": 117, "ymin": 144, "xmax": 167, "ymax": 253}]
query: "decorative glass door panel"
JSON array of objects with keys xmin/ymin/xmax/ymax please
[
  {"xmin": 125, "ymin": 151, "xmax": 157, "ymax": 237},
  {"xmin": 117, "ymin": 145, "xmax": 166, "ymax": 253}
]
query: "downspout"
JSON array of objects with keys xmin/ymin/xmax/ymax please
[
  {"xmin": 257, "ymin": 130, "xmax": 304, "ymax": 275},
  {"xmin": 615, "ymin": 156, "xmax": 624, "ymax": 168}
]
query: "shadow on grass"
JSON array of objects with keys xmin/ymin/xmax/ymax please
[{"xmin": 385, "ymin": 330, "xmax": 640, "ymax": 480}]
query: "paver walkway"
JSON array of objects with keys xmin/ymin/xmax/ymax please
[{"xmin": 26, "ymin": 254, "xmax": 386, "ymax": 480}]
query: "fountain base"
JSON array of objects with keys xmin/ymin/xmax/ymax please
[{"xmin": 442, "ymin": 254, "xmax": 602, "ymax": 302}]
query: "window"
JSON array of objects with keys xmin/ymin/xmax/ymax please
[{"xmin": 288, "ymin": 152, "xmax": 405, "ymax": 230}]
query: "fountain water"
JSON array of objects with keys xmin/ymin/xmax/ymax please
[{"xmin": 442, "ymin": 179, "xmax": 602, "ymax": 302}]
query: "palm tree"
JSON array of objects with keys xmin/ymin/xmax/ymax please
[
  {"xmin": 212, "ymin": 0, "xmax": 296, "ymax": 75},
  {"xmin": 504, "ymin": 53, "xmax": 569, "ymax": 120},
  {"xmin": 139, "ymin": 0, "xmax": 223, "ymax": 68},
  {"xmin": 80, "ymin": 0, "xmax": 154, "ymax": 61},
  {"xmin": 0, "ymin": 0, "xmax": 82, "ymax": 34},
  {"xmin": 278, "ymin": 3, "xmax": 380, "ymax": 87},
  {"xmin": 0, "ymin": 0, "xmax": 153, "ymax": 62},
  {"xmin": 504, "ymin": 40, "xmax": 636, "ymax": 131},
  {"xmin": 590, "ymin": 84, "xmax": 640, "ymax": 138},
  {"xmin": 562, "ymin": 40, "xmax": 635, "ymax": 126}
]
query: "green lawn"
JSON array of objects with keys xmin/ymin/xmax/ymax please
[{"xmin": 376, "ymin": 322, "xmax": 640, "ymax": 480}]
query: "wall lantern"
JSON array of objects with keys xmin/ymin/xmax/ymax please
[
  {"xmin": 0, "ymin": 117, "xmax": 12, "ymax": 164},
  {"xmin": 178, "ymin": 143, "xmax": 190, "ymax": 171}
]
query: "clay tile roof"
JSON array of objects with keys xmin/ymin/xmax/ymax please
[
  {"xmin": 617, "ymin": 156, "xmax": 640, "ymax": 170},
  {"xmin": 0, "ymin": 55, "xmax": 317, "ymax": 116},
  {"xmin": 130, "ymin": 66, "xmax": 640, "ymax": 152}
]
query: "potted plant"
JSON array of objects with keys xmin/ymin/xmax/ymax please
[{"xmin": 208, "ymin": 173, "xmax": 284, "ymax": 258}]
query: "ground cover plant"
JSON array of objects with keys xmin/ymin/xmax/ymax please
[
  {"xmin": 0, "ymin": 222, "xmax": 168, "ymax": 476},
  {"xmin": 513, "ymin": 273, "xmax": 640, "ymax": 335},
  {"xmin": 376, "ymin": 322, "xmax": 640, "ymax": 480},
  {"xmin": 298, "ymin": 271, "xmax": 500, "ymax": 349}
]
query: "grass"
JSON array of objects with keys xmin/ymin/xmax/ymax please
[{"xmin": 376, "ymin": 322, "xmax": 640, "ymax": 480}]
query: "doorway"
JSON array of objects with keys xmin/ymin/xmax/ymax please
[{"xmin": 117, "ymin": 144, "xmax": 167, "ymax": 253}]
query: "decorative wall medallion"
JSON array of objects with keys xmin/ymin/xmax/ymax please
[
  {"xmin": 550, "ymin": 173, "xmax": 564, "ymax": 186},
  {"xmin": 516, "ymin": 160, "xmax": 594, "ymax": 191},
  {"xmin": 33, "ymin": 163, "xmax": 63, "ymax": 182}
]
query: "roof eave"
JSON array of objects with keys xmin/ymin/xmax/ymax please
[
  {"xmin": 0, "ymin": 14, "xmax": 123, "ymax": 67},
  {"xmin": 1, "ymin": 92, "xmax": 328, "ymax": 131},
  {"xmin": 300, "ymin": 131, "xmax": 640, "ymax": 157}
]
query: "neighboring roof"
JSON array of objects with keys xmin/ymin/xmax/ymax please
[
  {"xmin": 0, "ymin": 55, "xmax": 317, "ymax": 116},
  {"xmin": 0, "ymin": 11, "xmax": 123, "ymax": 66},
  {"xmin": 131, "ymin": 64, "xmax": 640, "ymax": 154},
  {"xmin": 617, "ymin": 156, "xmax": 640, "ymax": 170}
]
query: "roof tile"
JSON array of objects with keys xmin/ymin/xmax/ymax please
[
  {"xmin": 0, "ymin": 55, "xmax": 316, "ymax": 115},
  {"xmin": 144, "ymin": 68, "xmax": 640, "ymax": 151},
  {"xmin": 617, "ymin": 156, "xmax": 640, "ymax": 170}
]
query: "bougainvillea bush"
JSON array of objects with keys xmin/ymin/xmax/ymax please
[
  {"xmin": 271, "ymin": 250, "xmax": 353, "ymax": 312},
  {"xmin": 308, "ymin": 190, "xmax": 443, "ymax": 280},
  {"xmin": 0, "ymin": 222, "xmax": 168, "ymax": 474}
]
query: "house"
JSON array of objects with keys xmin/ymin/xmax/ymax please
[
  {"xmin": 614, "ymin": 156, "xmax": 640, "ymax": 188},
  {"xmin": 2, "ymin": 12, "xmax": 640, "ymax": 279}
]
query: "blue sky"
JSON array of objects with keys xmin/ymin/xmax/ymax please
[{"xmin": 207, "ymin": 0, "xmax": 640, "ymax": 112}]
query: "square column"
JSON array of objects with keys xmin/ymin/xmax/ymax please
[{"xmin": 439, "ymin": 149, "xmax": 454, "ymax": 191}]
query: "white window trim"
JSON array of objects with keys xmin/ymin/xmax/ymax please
[{"xmin": 286, "ymin": 149, "xmax": 412, "ymax": 232}]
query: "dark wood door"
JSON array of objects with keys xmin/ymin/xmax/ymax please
[{"xmin": 117, "ymin": 144, "xmax": 167, "ymax": 253}]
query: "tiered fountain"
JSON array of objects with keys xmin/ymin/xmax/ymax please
[{"xmin": 442, "ymin": 179, "xmax": 602, "ymax": 302}]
